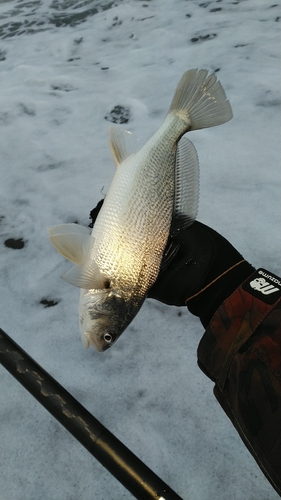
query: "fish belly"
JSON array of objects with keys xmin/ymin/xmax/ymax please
[{"xmin": 92, "ymin": 116, "xmax": 185, "ymax": 297}]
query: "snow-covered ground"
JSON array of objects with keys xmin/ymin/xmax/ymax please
[{"xmin": 0, "ymin": 1, "xmax": 280, "ymax": 499}]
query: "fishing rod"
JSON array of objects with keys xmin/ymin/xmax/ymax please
[{"xmin": 0, "ymin": 328, "xmax": 184, "ymax": 500}]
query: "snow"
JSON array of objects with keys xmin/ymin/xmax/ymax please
[{"xmin": 0, "ymin": 0, "xmax": 280, "ymax": 499}]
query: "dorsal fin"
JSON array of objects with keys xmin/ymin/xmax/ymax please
[
  {"xmin": 109, "ymin": 127, "xmax": 139, "ymax": 167},
  {"xmin": 170, "ymin": 137, "xmax": 200, "ymax": 236}
]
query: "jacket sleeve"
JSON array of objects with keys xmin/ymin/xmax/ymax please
[{"xmin": 197, "ymin": 269, "xmax": 281, "ymax": 496}]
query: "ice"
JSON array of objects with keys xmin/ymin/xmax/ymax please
[{"xmin": 0, "ymin": 0, "xmax": 280, "ymax": 499}]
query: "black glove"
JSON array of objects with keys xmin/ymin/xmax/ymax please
[
  {"xmin": 148, "ymin": 221, "xmax": 255, "ymax": 328},
  {"xmin": 89, "ymin": 201, "xmax": 254, "ymax": 328},
  {"xmin": 89, "ymin": 199, "xmax": 104, "ymax": 228}
]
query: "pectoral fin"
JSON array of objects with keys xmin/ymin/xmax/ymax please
[
  {"xmin": 48, "ymin": 223, "xmax": 91, "ymax": 236},
  {"xmin": 62, "ymin": 261, "xmax": 108, "ymax": 290},
  {"xmin": 170, "ymin": 137, "xmax": 200, "ymax": 237},
  {"xmin": 48, "ymin": 224, "xmax": 93, "ymax": 264}
]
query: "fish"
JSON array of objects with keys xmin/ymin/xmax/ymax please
[{"xmin": 49, "ymin": 69, "xmax": 233, "ymax": 351}]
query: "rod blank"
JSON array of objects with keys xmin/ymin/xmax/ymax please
[{"xmin": 0, "ymin": 328, "xmax": 184, "ymax": 500}]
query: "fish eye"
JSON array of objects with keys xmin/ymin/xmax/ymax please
[
  {"xmin": 104, "ymin": 332, "xmax": 114, "ymax": 343},
  {"xmin": 104, "ymin": 333, "xmax": 112, "ymax": 343}
]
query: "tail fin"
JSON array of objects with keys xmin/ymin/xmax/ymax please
[{"xmin": 168, "ymin": 69, "xmax": 233, "ymax": 130}]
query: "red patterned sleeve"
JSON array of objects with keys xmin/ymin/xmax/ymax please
[{"xmin": 197, "ymin": 269, "xmax": 281, "ymax": 495}]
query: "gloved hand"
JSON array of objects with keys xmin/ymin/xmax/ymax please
[
  {"xmin": 148, "ymin": 221, "xmax": 255, "ymax": 328},
  {"xmin": 89, "ymin": 201, "xmax": 255, "ymax": 328}
]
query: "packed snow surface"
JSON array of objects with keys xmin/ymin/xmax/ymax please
[{"xmin": 0, "ymin": 1, "xmax": 280, "ymax": 499}]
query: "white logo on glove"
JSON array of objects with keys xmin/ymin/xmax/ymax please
[{"xmin": 250, "ymin": 277, "xmax": 279, "ymax": 296}]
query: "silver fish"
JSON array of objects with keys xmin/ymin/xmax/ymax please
[{"xmin": 49, "ymin": 69, "xmax": 232, "ymax": 351}]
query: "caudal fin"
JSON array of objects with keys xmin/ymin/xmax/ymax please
[{"xmin": 168, "ymin": 69, "xmax": 233, "ymax": 130}]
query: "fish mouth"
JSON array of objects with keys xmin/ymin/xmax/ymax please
[
  {"xmin": 98, "ymin": 334, "xmax": 119, "ymax": 352},
  {"xmin": 100, "ymin": 343, "xmax": 112, "ymax": 352},
  {"xmin": 93, "ymin": 341, "xmax": 113, "ymax": 352},
  {"xmin": 84, "ymin": 330, "xmax": 116, "ymax": 352},
  {"xmin": 80, "ymin": 330, "xmax": 90, "ymax": 349}
]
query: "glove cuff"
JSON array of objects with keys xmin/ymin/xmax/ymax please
[{"xmin": 186, "ymin": 260, "xmax": 255, "ymax": 327}]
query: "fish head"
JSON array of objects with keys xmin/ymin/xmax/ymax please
[{"xmin": 79, "ymin": 288, "xmax": 136, "ymax": 352}]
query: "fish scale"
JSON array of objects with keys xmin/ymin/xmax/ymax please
[
  {"xmin": 93, "ymin": 143, "xmax": 175, "ymax": 292},
  {"xmin": 49, "ymin": 69, "xmax": 233, "ymax": 351}
]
